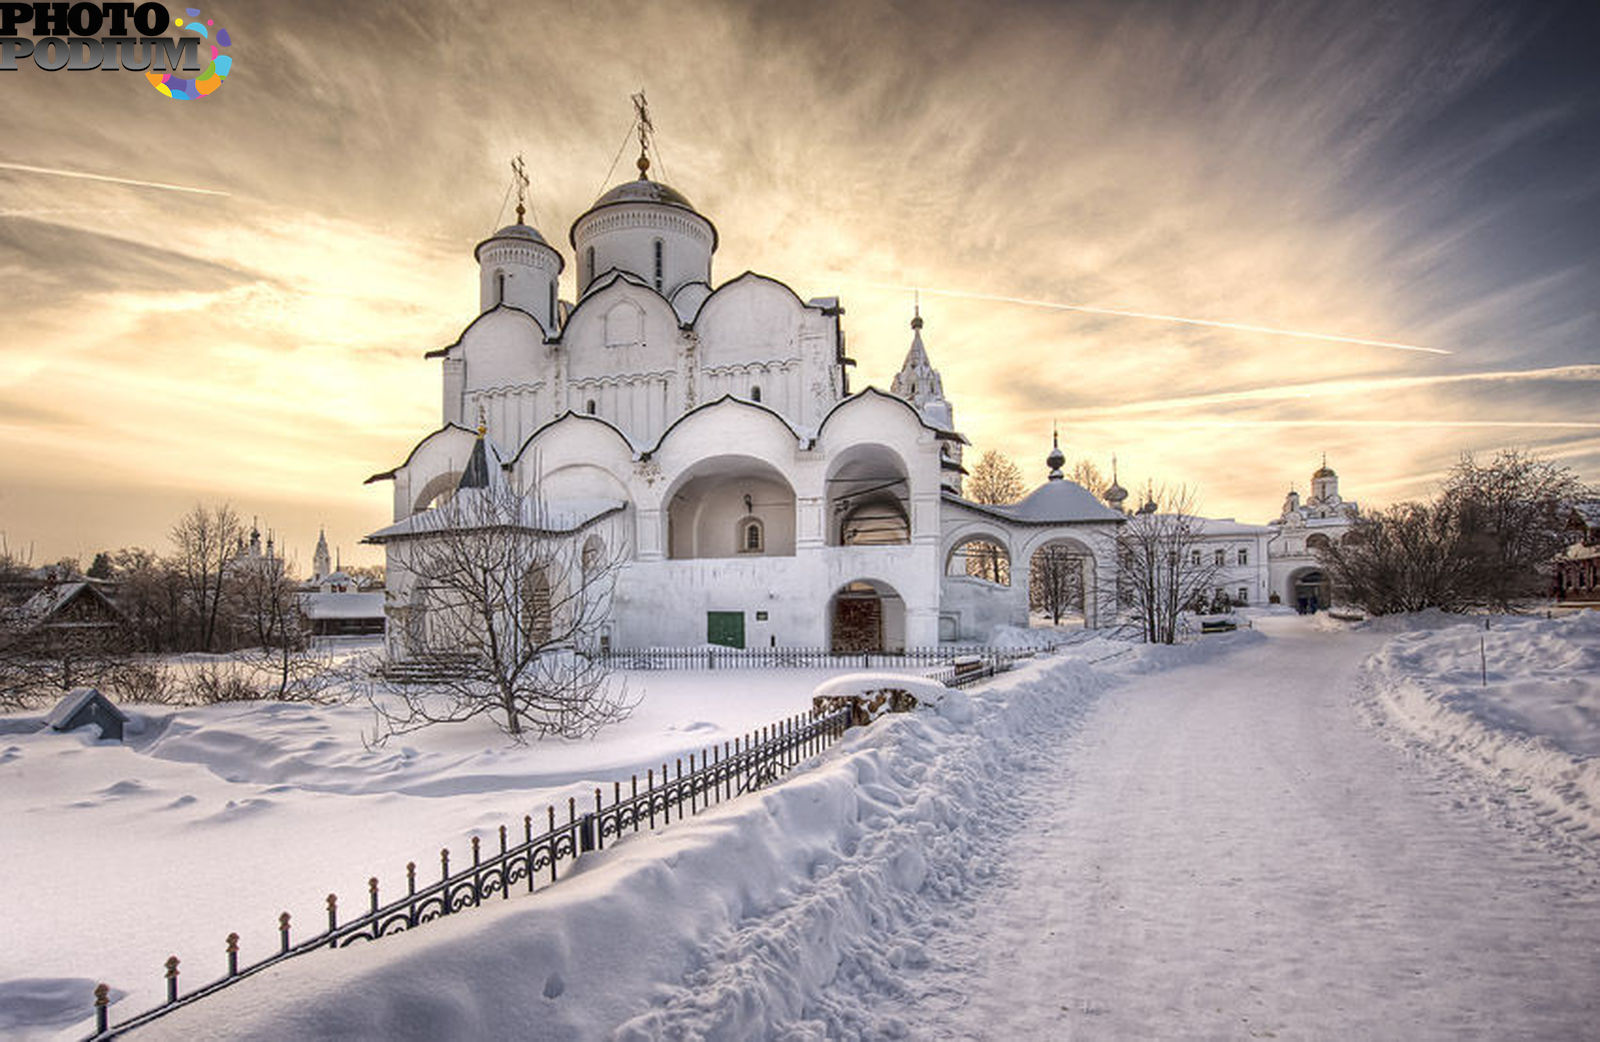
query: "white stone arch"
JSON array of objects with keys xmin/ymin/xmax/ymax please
[
  {"xmin": 522, "ymin": 563, "xmax": 553, "ymax": 644},
  {"xmin": 1026, "ymin": 534, "xmax": 1099, "ymax": 626},
  {"xmin": 1015, "ymin": 531, "xmax": 1108, "ymax": 627},
  {"xmin": 663, "ymin": 454, "xmax": 797, "ymax": 559},
  {"xmin": 828, "ymin": 577, "xmax": 907, "ymax": 653},
  {"xmin": 603, "ymin": 298, "xmax": 645, "ymax": 348},
  {"xmin": 411, "ymin": 470, "xmax": 464, "ymax": 514},
  {"xmin": 581, "ymin": 533, "xmax": 606, "ymax": 578},
  {"xmin": 405, "ymin": 581, "xmax": 430, "ymax": 654},
  {"xmin": 825, "ymin": 442, "xmax": 912, "ymax": 546},
  {"xmin": 1286, "ymin": 565, "xmax": 1331, "ymax": 614},
  {"xmin": 944, "ymin": 529, "xmax": 1013, "ymax": 586}
]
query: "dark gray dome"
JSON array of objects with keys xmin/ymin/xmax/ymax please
[
  {"xmin": 486, "ymin": 222, "xmax": 550, "ymax": 246},
  {"xmin": 592, "ymin": 177, "xmax": 697, "ymax": 211}
]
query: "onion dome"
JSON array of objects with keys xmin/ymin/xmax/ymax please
[
  {"xmin": 1102, "ymin": 454, "xmax": 1128, "ymax": 508},
  {"xmin": 569, "ymin": 152, "xmax": 718, "ymax": 250},
  {"xmin": 1312, "ymin": 452, "xmax": 1336, "ymax": 480},
  {"xmin": 1046, "ymin": 429, "xmax": 1066, "ymax": 481},
  {"xmin": 570, "ymin": 151, "xmax": 717, "ymax": 296}
]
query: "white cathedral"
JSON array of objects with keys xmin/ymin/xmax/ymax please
[{"xmin": 365, "ymin": 131, "xmax": 1358, "ymax": 656}]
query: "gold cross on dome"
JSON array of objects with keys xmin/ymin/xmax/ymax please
[
  {"xmin": 510, "ymin": 153, "xmax": 529, "ymax": 222},
  {"xmin": 631, "ymin": 91, "xmax": 655, "ymax": 176}
]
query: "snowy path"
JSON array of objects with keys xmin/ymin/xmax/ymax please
[{"xmin": 871, "ymin": 619, "xmax": 1600, "ymax": 1039}]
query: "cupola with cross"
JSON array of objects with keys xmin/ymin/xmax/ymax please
[{"xmin": 475, "ymin": 153, "xmax": 565, "ymax": 331}]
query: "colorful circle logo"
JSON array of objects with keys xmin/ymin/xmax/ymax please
[{"xmin": 147, "ymin": 8, "xmax": 232, "ymax": 100}]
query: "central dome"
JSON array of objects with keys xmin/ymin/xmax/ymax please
[
  {"xmin": 570, "ymin": 168, "xmax": 719, "ymax": 296},
  {"xmin": 484, "ymin": 221, "xmax": 550, "ymax": 246},
  {"xmin": 591, "ymin": 177, "xmax": 698, "ymax": 211}
]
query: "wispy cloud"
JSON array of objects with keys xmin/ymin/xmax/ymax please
[
  {"xmin": 0, "ymin": 160, "xmax": 230, "ymax": 196},
  {"xmin": 0, "ymin": 0, "xmax": 1593, "ymax": 566}
]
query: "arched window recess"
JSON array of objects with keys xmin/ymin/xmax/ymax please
[{"xmin": 737, "ymin": 515, "xmax": 765, "ymax": 554}]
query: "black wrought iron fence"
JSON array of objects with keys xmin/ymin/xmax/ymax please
[
  {"xmin": 83, "ymin": 705, "xmax": 853, "ymax": 1040},
  {"xmin": 597, "ymin": 644, "xmax": 1032, "ymax": 671}
]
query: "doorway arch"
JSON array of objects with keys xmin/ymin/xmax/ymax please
[
  {"xmin": 828, "ymin": 579, "xmax": 906, "ymax": 653},
  {"xmin": 1289, "ymin": 567, "xmax": 1330, "ymax": 613}
]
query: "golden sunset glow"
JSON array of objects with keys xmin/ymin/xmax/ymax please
[{"xmin": 2, "ymin": 1, "xmax": 1595, "ymax": 571}]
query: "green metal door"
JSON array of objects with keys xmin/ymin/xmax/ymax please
[{"xmin": 706, "ymin": 611, "xmax": 745, "ymax": 649}]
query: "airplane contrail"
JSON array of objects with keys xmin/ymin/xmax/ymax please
[
  {"xmin": 0, "ymin": 160, "xmax": 229, "ymax": 197},
  {"xmin": 1052, "ymin": 418, "xmax": 1600, "ymax": 430},
  {"xmin": 1057, "ymin": 364, "xmax": 1600, "ymax": 419},
  {"xmin": 835, "ymin": 278, "xmax": 1447, "ymax": 355}
]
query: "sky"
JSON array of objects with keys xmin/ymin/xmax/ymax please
[{"xmin": 1, "ymin": 0, "xmax": 1596, "ymax": 571}]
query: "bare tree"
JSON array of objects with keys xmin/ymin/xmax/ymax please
[
  {"xmin": 231, "ymin": 551, "xmax": 336, "ymax": 702},
  {"xmin": 1069, "ymin": 459, "xmax": 1109, "ymax": 497},
  {"xmin": 171, "ymin": 503, "xmax": 244, "ymax": 651},
  {"xmin": 111, "ymin": 547, "xmax": 184, "ymax": 651},
  {"xmin": 1319, "ymin": 449, "xmax": 1593, "ymax": 615},
  {"xmin": 1111, "ymin": 485, "xmax": 1219, "ymax": 644},
  {"xmin": 966, "ymin": 450, "xmax": 1025, "ymax": 505},
  {"xmin": 956, "ymin": 538, "xmax": 1010, "ymax": 585},
  {"xmin": 373, "ymin": 484, "xmax": 635, "ymax": 741},
  {"xmin": 1318, "ymin": 502, "xmax": 1472, "ymax": 615},
  {"xmin": 1441, "ymin": 448, "xmax": 1592, "ymax": 608},
  {"xmin": 1029, "ymin": 544, "xmax": 1084, "ymax": 624}
]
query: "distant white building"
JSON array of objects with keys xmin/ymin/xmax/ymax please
[{"xmin": 1267, "ymin": 459, "xmax": 1359, "ymax": 612}]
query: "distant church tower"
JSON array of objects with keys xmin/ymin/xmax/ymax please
[
  {"xmin": 1309, "ymin": 454, "xmax": 1340, "ymax": 506},
  {"xmin": 891, "ymin": 303, "xmax": 963, "ymax": 492},
  {"xmin": 312, "ymin": 527, "xmax": 331, "ymax": 581}
]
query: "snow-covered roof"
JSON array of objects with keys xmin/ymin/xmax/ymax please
[
  {"xmin": 813, "ymin": 672, "xmax": 951, "ymax": 706},
  {"xmin": 18, "ymin": 581, "xmax": 121, "ymax": 623},
  {"xmin": 367, "ymin": 492, "xmax": 626, "ymax": 542},
  {"xmin": 949, "ymin": 480, "xmax": 1124, "ymax": 526},
  {"xmin": 45, "ymin": 687, "xmax": 126, "ymax": 728},
  {"xmin": 299, "ymin": 591, "xmax": 387, "ymax": 619},
  {"xmin": 1185, "ymin": 517, "xmax": 1275, "ymax": 537},
  {"xmin": 1573, "ymin": 501, "xmax": 1600, "ymax": 529}
]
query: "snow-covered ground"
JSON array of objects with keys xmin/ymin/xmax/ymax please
[
  {"xmin": 5, "ymin": 613, "xmax": 1598, "ymax": 1039},
  {"xmin": 0, "ymin": 665, "xmax": 937, "ymax": 1039},
  {"xmin": 1359, "ymin": 609, "xmax": 1600, "ymax": 838}
]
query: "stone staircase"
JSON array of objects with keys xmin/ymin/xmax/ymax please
[{"xmin": 378, "ymin": 652, "xmax": 481, "ymax": 685}]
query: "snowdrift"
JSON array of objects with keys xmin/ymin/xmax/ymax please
[
  {"xmin": 1361, "ymin": 611, "xmax": 1600, "ymax": 837},
  {"xmin": 105, "ymin": 635, "xmax": 1252, "ymax": 1041}
]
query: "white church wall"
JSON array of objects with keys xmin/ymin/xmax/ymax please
[
  {"xmin": 613, "ymin": 556, "xmax": 825, "ymax": 647},
  {"xmin": 667, "ymin": 471, "xmax": 797, "ymax": 558},
  {"xmin": 575, "ymin": 204, "xmax": 714, "ymax": 298},
  {"xmin": 940, "ymin": 573, "xmax": 1026, "ymax": 641},
  {"xmin": 389, "ymin": 425, "xmax": 483, "ymax": 518},
  {"xmin": 694, "ymin": 276, "xmax": 805, "ymax": 368},
  {"xmin": 458, "ymin": 309, "xmax": 549, "ymax": 392},
  {"xmin": 476, "ymin": 239, "xmax": 561, "ymax": 328}
]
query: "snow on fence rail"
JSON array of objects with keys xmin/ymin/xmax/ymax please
[
  {"xmin": 82, "ymin": 705, "xmax": 854, "ymax": 1040},
  {"xmin": 596, "ymin": 644, "xmax": 1041, "ymax": 672}
]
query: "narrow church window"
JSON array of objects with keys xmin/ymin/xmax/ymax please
[
  {"xmin": 585, "ymin": 246, "xmax": 596, "ymax": 287},
  {"xmin": 653, "ymin": 238, "xmax": 663, "ymax": 291},
  {"xmin": 495, "ymin": 269, "xmax": 506, "ymax": 305},
  {"xmin": 739, "ymin": 518, "xmax": 764, "ymax": 553},
  {"xmin": 548, "ymin": 282, "xmax": 556, "ymax": 325},
  {"xmin": 585, "ymin": 399, "xmax": 597, "ymax": 414},
  {"xmin": 522, "ymin": 565, "xmax": 553, "ymax": 644},
  {"xmin": 750, "ymin": 385, "xmax": 762, "ymax": 403}
]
